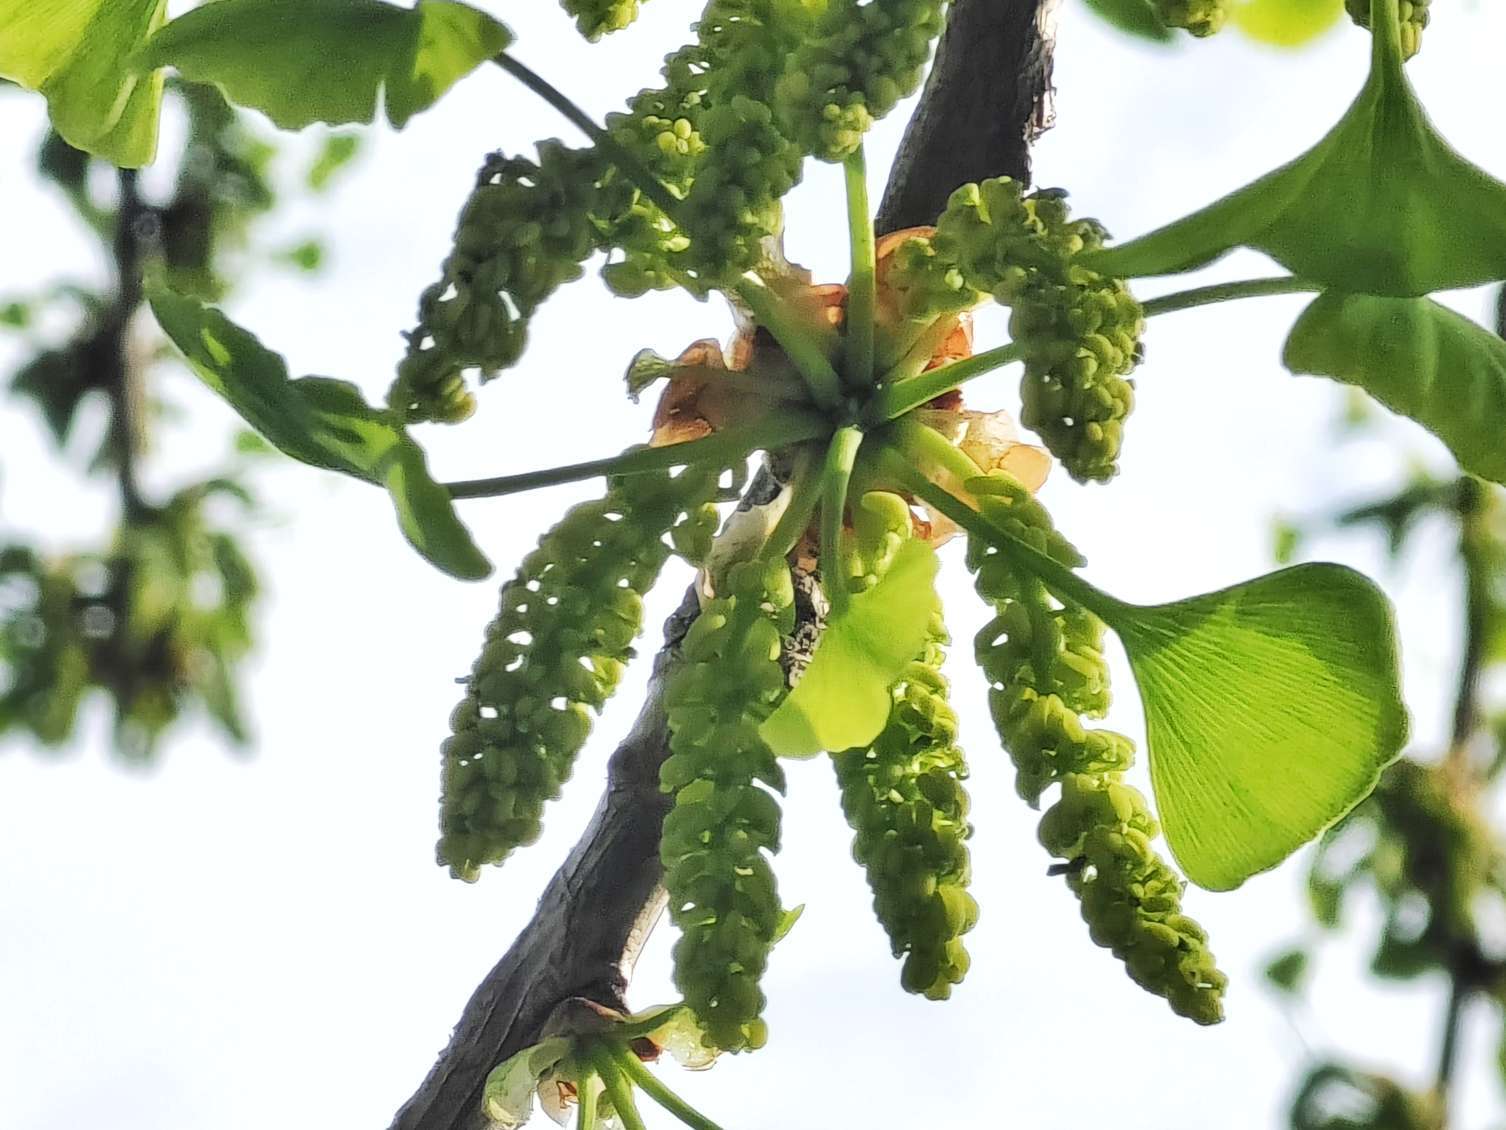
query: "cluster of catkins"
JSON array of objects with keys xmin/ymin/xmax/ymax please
[
  {"xmin": 439, "ymin": 465, "xmax": 722, "ymax": 881},
  {"xmin": 660, "ymin": 557, "xmax": 796, "ymax": 1052},
  {"xmin": 1345, "ymin": 0, "xmax": 1429, "ymax": 57},
  {"xmin": 890, "ymin": 178, "xmax": 1144, "ymax": 482},
  {"xmin": 390, "ymin": 144, "xmax": 607, "ymax": 423},
  {"xmin": 832, "ymin": 493, "xmax": 977, "ymax": 1000},
  {"xmin": 966, "ymin": 471, "xmax": 1227, "ymax": 1024},
  {"xmin": 396, "ymin": 0, "xmax": 952, "ymax": 419}
]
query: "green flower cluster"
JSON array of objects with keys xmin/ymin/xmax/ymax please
[
  {"xmin": 391, "ymin": 142, "xmax": 606, "ymax": 424},
  {"xmin": 661, "ymin": 557, "xmax": 795, "ymax": 1052},
  {"xmin": 832, "ymin": 492, "xmax": 976, "ymax": 1000},
  {"xmin": 966, "ymin": 471, "xmax": 1226, "ymax": 1024},
  {"xmin": 933, "ymin": 179, "xmax": 1144, "ymax": 483},
  {"xmin": 605, "ymin": 0, "xmax": 809, "ymax": 293},
  {"xmin": 439, "ymin": 465, "xmax": 722, "ymax": 881},
  {"xmin": 773, "ymin": 0, "xmax": 946, "ymax": 162},
  {"xmin": 1153, "ymin": 0, "xmax": 1227, "ymax": 36},
  {"xmin": 562, "ymin": 0, "xmax": 646, "ymax": 40},
  {"xmin": 1346, "ymin": 0, "xmax": 1428, "ymax": 58}
]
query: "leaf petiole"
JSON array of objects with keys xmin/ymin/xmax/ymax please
[
  {"xmin": 1141, "ymin": 276, "xmax": 1318, "ymax": 319},
  {"xmin": 881, "ymin": 314, "xmax": 964, "ymax": 387},
  {"xmin": 865, "ymin": 342, "xmax": 1026, "ymax": 424},
  {"xmin": 445, "ymin": 410, "xmax": 830, "ymax": 500},
  {"xmin": 589, "ymin": 1044, "xmax": 650, "ymax": 1130},
  {"xmin": 761, "ymin": 449, "xmax": 825, "ymax": 561},
  {"xmin": 576, "ymin": 1068, "xmax": 599, "ymax": 1130},
  {"xmin": 609, "ymin": 1043, "xmax": 730, "ymax": 1130},
  {"xmin": 876, "ymin": 444, "xmax": 1125, "ymax": 621},
  {"xmin": 821, "ymin": 426, "xmax": 866, "ymax": 614},
  {"xmin": 735, "ymin": 275, "xmax": 845, "ymax": 409},
  {"xmin": 843, "ymin": 146, "xmax": 877, "ymax": 388}
]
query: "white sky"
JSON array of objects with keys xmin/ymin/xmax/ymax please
[{"xmin": 3, "ymin": 3, "xmax": 1506, "ymax": 1129}]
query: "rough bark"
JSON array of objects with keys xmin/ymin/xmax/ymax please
[{"xmin": 391, "ymin": 4, "xmax": 1058, "ymax": 1126}]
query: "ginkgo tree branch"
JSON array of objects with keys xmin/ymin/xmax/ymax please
[{"xmin": 390, "ymin": 5, "xmax": 1057, "ymax": 1127}]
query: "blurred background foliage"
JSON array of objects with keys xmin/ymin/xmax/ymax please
[
  {"xmin": 0, "ymin": 78, "xmax": 360, "ymax": 761},
  {"xmin": 1265, "ymin": 307, "xmax": 1506, "ymax": 1129}
]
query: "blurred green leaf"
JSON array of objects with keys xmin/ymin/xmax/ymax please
[
  {"xmin": 1230, "ymin": 0, "xmax": 1344, "ymax": 47},
  {"xmin": 137, "ymin": 0, "xmax": 512, "ymax": 130},
  {"xmin": 1264, "ymin": 946, "xmax": 1310, "ymax": 993},
  {"xmin": 308, "ymin": 132, "xmax": 362, "ymax": 190},
  {"xmin": 1284, "ymin": 294, "xmax": 1506, "ymax": 485},
  {"xmin": 148, "ymin": 288, "xmax": 491, "ymax": 580},
  {"xmin": 1080, "ymin": 0, "xmax": 1175, "ymax": 43},
  {"xmin": 0, "ymin": 0, "xmax": 168, "ymax": 167}
]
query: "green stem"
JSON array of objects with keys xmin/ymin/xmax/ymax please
[
  {"xmin": 610, "ymin": 1044, "xmax": 729, "ymax": 1130},
  {"xmin": 1140, "ymin": 277, "xmax": 1317, "ymax": 319},
  {"xmin": 576, "ymin": 1069, "xmax": 599, "ymax": 1130},
  {"xmin": 762, "ymin": 449, "xmax": 824, "ymax": 561},
  {"xmin": 735, "ymin": 275, "xmax": 845, "ymax": 409},
  {"xmin": 446, "ymin": 411, "xmax": 828, "ymax": 499},
  {"xmin": 882, "ymin": 314, "xmax": 963, "ymax": 387},
  {"xmin": 590, "ymin": 1045, "xmax": 650, "ymax": 1130},
  {"xmin": 821, "ymin": 426, "xmax": 865, "ymax": 614},
  {"xmin": 843, "ymin": 147, "xmax": 876, "ymax": 388},
  {"xmin": 493, "ymin": 53, "xmax": 689, "ymax": 229},
  {"xmin": 865, "ymin": 342, "xmax": 1026, "ymax": 424},
  {"xmin": 882, "ymin": 415, "xmax": 981, "ymax": 484},
  {"xmin": 877, "ymin": 445, "xmax": 1127, "ymax": 621}
]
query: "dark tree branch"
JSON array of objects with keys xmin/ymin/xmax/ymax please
[
  {"xmin": 391, "ymin": 4, "xmax": 1057, "ymax": 1126},
  {"xmin": 875, "ymin": 0, "xmax": 1057, "ymax": 233}
]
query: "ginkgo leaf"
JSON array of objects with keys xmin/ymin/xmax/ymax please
[
  {"xmin": 149, "ymin": 288, "xmax": 491, "ymax": 580},
  {"xmin": 759, "ymin": 540, "xmax": 941, "ymax": 757},
  {"xmin": 1114, "ymin": 563, "xmax": 1407, "ymax": 891},
  {"xmin": 0, "ymin": 0, "xmax": 168, "ymax": 166},
  {"xmin": 1084, "ymin": 0, "xmax": 1506, "ymax": 296},
  {"xmin": 1282, "ymin": 292, "xmax": 1506, "ymax": 486},
  {"xmin": 136, "ymin": 0, "xmax": 511, "ymax": 130},
  {"xmin": 1230, "ymin": 0, "xmax": 1344, "ymax": 47}
]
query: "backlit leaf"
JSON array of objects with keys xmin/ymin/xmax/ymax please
[
  {"xmin": 137, "ymin": 0, "xmax": 511, "ymax": 130},
  {"xmin": 1113, "ymin": 563, "xmax": 1406, "ymax": 891},
  {"xmin": 1230, "ymin": 0, "xmax": 1344, "ymax": 47},
  {"xmin": 149, "ymin": 289, "xmax": 491, "ymax": 580},
  {"xmin": 1282, "ymin": 293, "xmax": 1506, "ymax": 485},
  {"xmin": 1084, "ymin": 0, "xmax": 1506, "ymax": 296},
  {"xmin": 760, "ymin": 540, "xmax": 941, "ymax": 756},
  {"xmin": 0, "ymin": 0, "xmax": 167, "ymax": 166}
]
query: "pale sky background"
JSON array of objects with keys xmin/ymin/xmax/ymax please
[{"xmin": 3, "ymin": 3, "xmax": 1506, "ymax": 1129}]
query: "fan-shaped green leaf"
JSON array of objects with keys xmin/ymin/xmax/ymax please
[
  {"xmin": 1084, "ymin": 0, "xmax": 1506, "ymax": 296},
  {"xmin": 148, "ymin": 289, "xmax": 491, "ymax": 580},
  {"xmin": 1114, "ymin": 563, "xmax": 1406, "ymax": 891},
  {"xmin": 1282, "ymin": 292, "xmax": 1506, "ymax": 486},
  {"xmin": 136, "ymin": 0, "xmax": 511, "ymax": 130},
  {"xmin": 0, "ymin": 0, "xmax": 167, "ymax": 166},
  {"xmin": 760, "ymin": 540, "xmax": 940, "ymax": 757}
]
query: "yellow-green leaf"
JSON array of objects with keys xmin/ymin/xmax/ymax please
[
  {"xmin": 1230, "ymin": 0, "xmax": 1344, "ymax": 47},
  {"xmin": 0, "ymin": 0, "xmax": 167, "ymax": 166},
  {"xmin": 1115, "ymin": 564, "xmax": 1407, "ymax": 891},
  {"xmin": 137, "ymin": 0, "xmax": 511, "ymax": 130},
  {"xmin": 1084, "ymin": 0, "xmax": 1506, "ymax": 297},
  {"xmin": 1282, "ymin": 293, "xmax": 1506, "ymax": 486},
  {"xmin": 759, "ymin": 540, "xmax": 940, "ymax": 756},
  {"xmin": 148, "ymin": 288, "xmax": 491, "ymax": 580}
]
